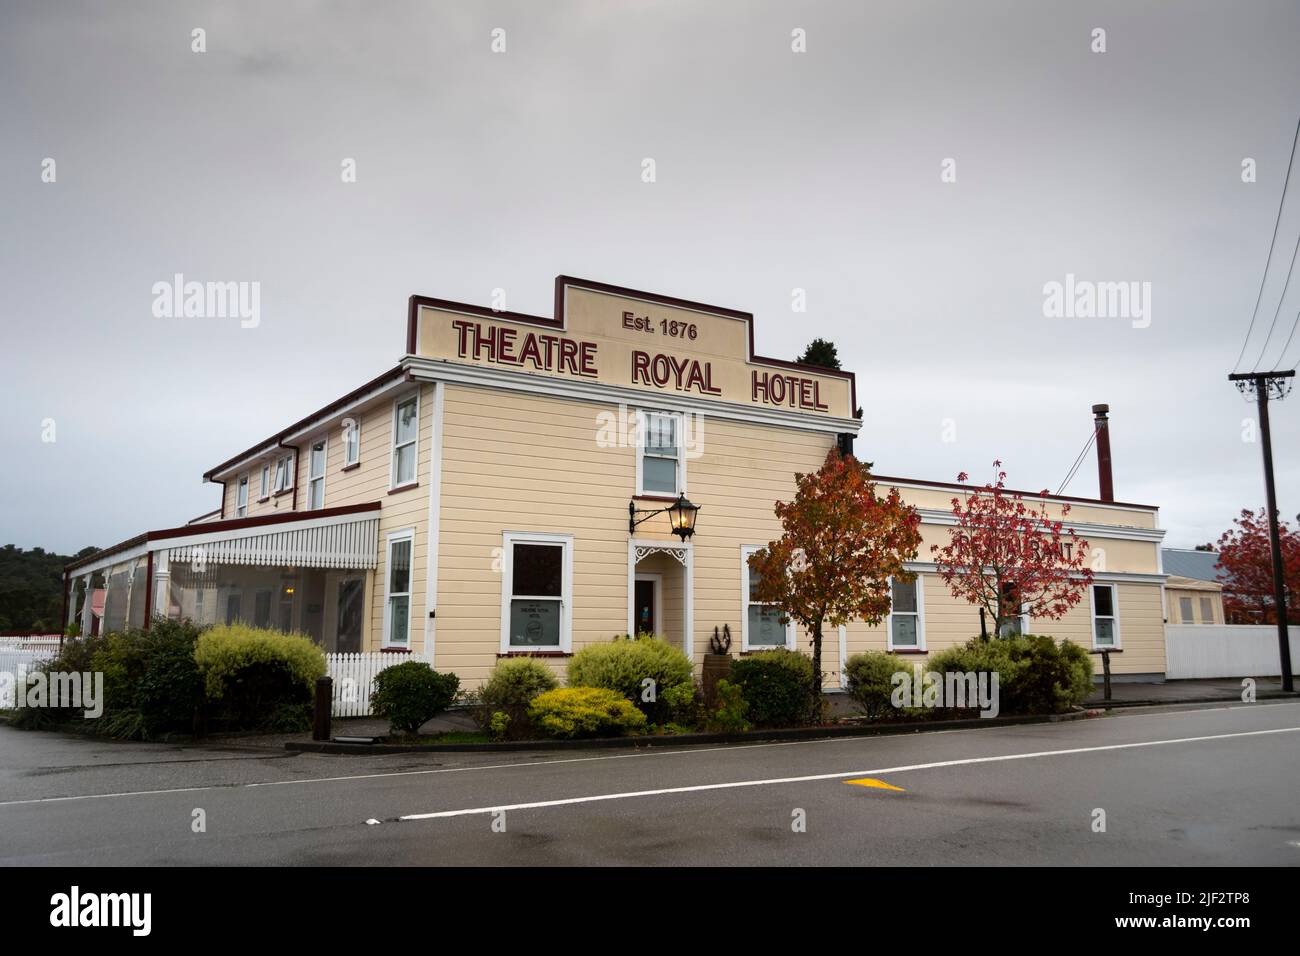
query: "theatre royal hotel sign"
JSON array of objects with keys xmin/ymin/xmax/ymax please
[{"xmin": 406, "ymin": 276, "xmax": 857, "ymax": 423}]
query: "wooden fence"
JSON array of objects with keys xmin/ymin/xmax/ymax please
[{"xmin": 326, "ymin": 651, "xmax": 431, "ymax": 717}]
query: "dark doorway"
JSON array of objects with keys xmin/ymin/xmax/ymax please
[
  {"xmin": 634, "ymin": 578, "xmax": 656, "ymax": 636},
  {"xmin": 336, "ymin": 578, "xmax": 364, "ymax": 653}
]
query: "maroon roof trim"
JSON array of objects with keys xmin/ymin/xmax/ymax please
[
  {"xmin": 870, "ymin": 473, "xmax": 1158, "ymax": 511},
  {"xmin": 204, "ymin": 365, "xmax": 407, "ymax": 481},
  {"xmin": 65, "ymin": 502, "xmax": 383, "ymax": 573},
  {"xmin": 406, "ymin": 275, "xmax": 860, "ymax": 415}
]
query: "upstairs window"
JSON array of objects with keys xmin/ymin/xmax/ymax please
[
  {"xmin": 307, "ymin": 440, "xmax": 327, "ymax": 509},
  {"xmin": 342, "ymin": 417, "xmax": 360, "ymax": 467},
  {"xmin": 1199, "ymin": 596, "xmax": 1214, "ymax": 624},
  {"xmin": 638, "ymin": 411, "xmax": 682, "ymax": 496},
  {"xmin": 272, "ymin": 453, "xmax": 294, "ymax": 493},
  {"xmin": 391, "ymin": 396, "xmax": 419, "ymax": 488},
  {"xmin": 235, "ymin": 476, "xmax": 249, "ymax": 518},
  {"xmin": 1179, "ymin": 596, "xmax": 1194, "ymax": 623},
  {"xmin": 259, "ymin": 465, "xmax": 270, "ymax": 499}
]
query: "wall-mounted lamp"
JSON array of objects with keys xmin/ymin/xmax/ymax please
[{"xmin": 628, "ymin": 493, "xmax": 700, "ymax": 540}]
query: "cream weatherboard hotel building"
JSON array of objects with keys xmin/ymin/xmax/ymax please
[{"xmin": 63, "ymin": 277, "xmax": 1171, "ymax": 684}]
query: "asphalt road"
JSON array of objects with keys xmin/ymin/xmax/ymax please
[{"xmin": 2, "ymin": 701, "xmax": 1298, "ymax": 865}]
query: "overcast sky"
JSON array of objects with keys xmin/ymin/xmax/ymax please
[{"xmin": 3, "ymin": 0, "xmax": 1299, "ymax": 555}]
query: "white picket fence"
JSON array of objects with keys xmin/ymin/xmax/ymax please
[
  {"xmin": 1165, "ymin": 624, "xmax": 1298, "ymax": 679},
  {"xmin": 0, "ymin": 639, "xmax": 60, "ymax": 703},
  {"xmin": 326, "ymin": 651, "xmax": 431, "ymax": 717}
]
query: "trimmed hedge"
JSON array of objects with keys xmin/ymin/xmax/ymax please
[
  {"xmin": 728, "ymin": 648, "xmax": 815, "ymax": 727},
  {"xmin": 472, "ymin": 657, "xmax": 560, "ymax": 739},
  {"xmin": 925, "ymin": 634, "xmax": 1093, "ymax": 714},
  {"xmin": 194, "ymin": 624, "xmax": 326, "ymax": 731},
  {"xmin": 843, "ymin": 650, "xmax": 912, "ymax": 719},
  {"xmin": 371, "ymin": 660, "xmax": 460, "ymax": 735},
  {"xmin": 566, "ymin": 635, "xmax": 694, "ymax": 723},
  {"xmin": 528, "ymin": 687, "xmax": 648, "ymax": 739}
]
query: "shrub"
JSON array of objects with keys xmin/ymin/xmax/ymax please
[
  {"xmin": 194, "ymin": 624, "xmax": 326, "ymax": 731},
  {"xmin": 473, "ymin": 657, "xmax": 559, "ymax": 739},
  {"xmin": 729, "ymin": 648, "xmax": 815, "ymax": 726},
  {"xmin": 528, "ymin": 687, "xmax": 648, "ymax": 739},
  {"xmin": 567, "ymin": 636, "xmax": 694, "ymax": 723},
  {"xmin": 844, "ymin": 650, "xmax": 912, "ymax": 719},
  {"xmin": 132, "ymin": 620, "xmax": 205, "ymax": 738},
  {"xmin": 371, "ymin": 661, "xmax": 460, "ymax": 735},
  {"xmin": 925, "ymin": 634, "xmax": 1093, "ymax": 714},
  {"xmin": 661, "ymin": 681, "xmax": 701, "ymax": 726},
  {"xmin": 11, "ymin": 621, "xmax": 206, "ymax": 739},
  {"xmin": 708, "ymin": 678, "xmax": 751, "ymax": 733}
]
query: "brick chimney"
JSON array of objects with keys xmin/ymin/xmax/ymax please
[{"xmin": 1092, "ymin": 404, "xmax": 1113, "ymax": 502}]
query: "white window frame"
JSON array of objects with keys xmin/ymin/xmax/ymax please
[
  {"xmin": 235, "ymin": 475, "xmax": 249, "ymax": 518},
  {"xmin": 887, "ymin": 573, "xmax": 926, "ymax": 651},
  {"xmin": 740, "ymin": 545, "xmax": 795, "ymax": 651},
  {"xmin": 272, "ymin": 453, "xmax": 294, "ymax": 493},
  {"xmin": 1199, "ymin": 595, "xmax": 1214, "ymax": 625},
  {"xmin": 390, "ymin": 392, "xmax": 421, "ymax": 491},
  {"xmin": 259, "ymin": 464, "xmax": 270, "ymax": 499},
  {"xmin": 1178, "ymin": 595, "xmax": 1195, "ymax": 624},
  {"xmin": 1090, "ymin": 582, "xmax": 1121, "ymax": 649},
  {"xmin": 342, "ymin": 416, "xmax": 361, "ymax": 467},
  {"xmin": 635, "ymin": 409, "xmax": 686, "ymax": 498},
  {"xmin": 500, "ymin": 531, "xmax": 573, "ymax": 654},
  {"xmin": 382, "ymin": 528, "xmax": 415, "ymax": 648},
  {"xmin": 307, "ymin": 437, "xmax": 327, "ymax": 510}
]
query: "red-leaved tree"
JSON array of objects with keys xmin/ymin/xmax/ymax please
[
  {"xmin": 748, "ymin": 449, "xmax": 922, "ymax": 722},
  {"xmin": 931, "ymin": 461, "xmax": 1094, "ymax": 638},
  {"xmin": 1214, "ymin": 509, "xmax": 1300, "ymax": 624}
]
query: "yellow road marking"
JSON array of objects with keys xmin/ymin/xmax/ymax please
[{"xmin": 844, "ymin": 777, "xmax": 906, "ymax": 792}]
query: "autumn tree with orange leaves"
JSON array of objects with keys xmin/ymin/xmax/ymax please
[
  {"xmin": 931, "ymin": 462, "xmax": 1094, "ymax": 639},
  {"xmin": 748, "ymin": 449, "xmax": 922, "ymax": 722}
]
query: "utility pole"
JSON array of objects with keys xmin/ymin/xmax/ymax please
[{"xmin": 1228, "ymin": 369, "xmax": 1295, "ymax": 692}]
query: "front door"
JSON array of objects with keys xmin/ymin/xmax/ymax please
[
  {"xmin": 336, "ymin": 578, "xmax": 364, "ymax": 653},
  {"xmin": 634, "ymin": 578, "xmax": 656, "ymax": 636}
]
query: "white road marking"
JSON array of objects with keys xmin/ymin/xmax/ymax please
[
  {"xmin": 2, "ymin": 702, "xmax": 1294, "ymax": 809},
  {"xmin": 396, "ymin": 725, "xmax": 1300, "ymax": 821}
]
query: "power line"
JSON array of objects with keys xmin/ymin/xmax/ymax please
[
  {"xmin": 1055, "ymin": 426, "xmax": 1098, "ymax": 496},
  {"xmin": 1251, "ymin": 230, "xmax": 1300, "ymax": 370},
  {"xmin": 1233, "ymin": 114, "xmax": 1300, "ymax": 372},
  {"xmin": 1274, "ymin": 308, "xmax": 1300, "ymax": 370}
]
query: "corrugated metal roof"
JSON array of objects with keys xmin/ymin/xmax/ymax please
[{"xmin": 1162, "ymin": 548, "xmax": 1222, "ymax": 582}]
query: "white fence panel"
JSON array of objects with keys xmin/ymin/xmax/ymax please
[
  {"xmin": 1165, "ymin": 624, "xmax": 1298, "ymax": 679},
  {"xmin": 326, "ymin": 651, "xmax": 431, "ymax": 717}
]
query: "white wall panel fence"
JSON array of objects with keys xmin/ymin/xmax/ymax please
[
  {"xmin": 1165, "ymin": 624, "xmax": 1298, "ymax": 679},
  {"xmin": 327, "ymin": 651, "xmax": 430, "ymax": 717}
]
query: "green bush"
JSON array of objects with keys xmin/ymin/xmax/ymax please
[
  {"xmin": 925, "ymin": 634, "xmax": 1093, "ymax": 714},
  {"xmin": 194, "ymin": 624, "xmax": 325, "ymax": 731},
  {"xmin": 661, "ymin": 681, "xmax": 701, "ymax": 726},
  {"xmin": 708, "ymin": 678, "xmax": 751, "ymax": 733},
  {"xmin": 528, "ymin": 687, "xmax": 648, "ymax": 739},
  {"xmin": 472, "ymin": 657, "xmax": 560, "ymax": 739},
  {"xmin": 844, "ymin": 650, "xmax": 912, "ymax": 719},
  {"xmin": 132, "ymin": 620, "xmax": 205, "ymax": 738},
  {"xmin": 11, "ymin": 621, "xmax": 207, "ymax": 739},
  {"xmin": 567, "ymin": 636, "xmax": 694, "ymax": 723},
  {"xmin": 729, "ymin": 648, "xmax": 815, "ymax": 726},
  {"xmin": 371, "ymin": 660, "xmax": 461, "ymax": 735}
]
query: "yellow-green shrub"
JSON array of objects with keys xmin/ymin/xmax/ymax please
[
  {"xmin": 194, "ymin": 624, "xmax": 326, "ymax": 699},
  {"xmin": 528, "ymin": 687, "xmax": 648, "ymax": 739}
]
